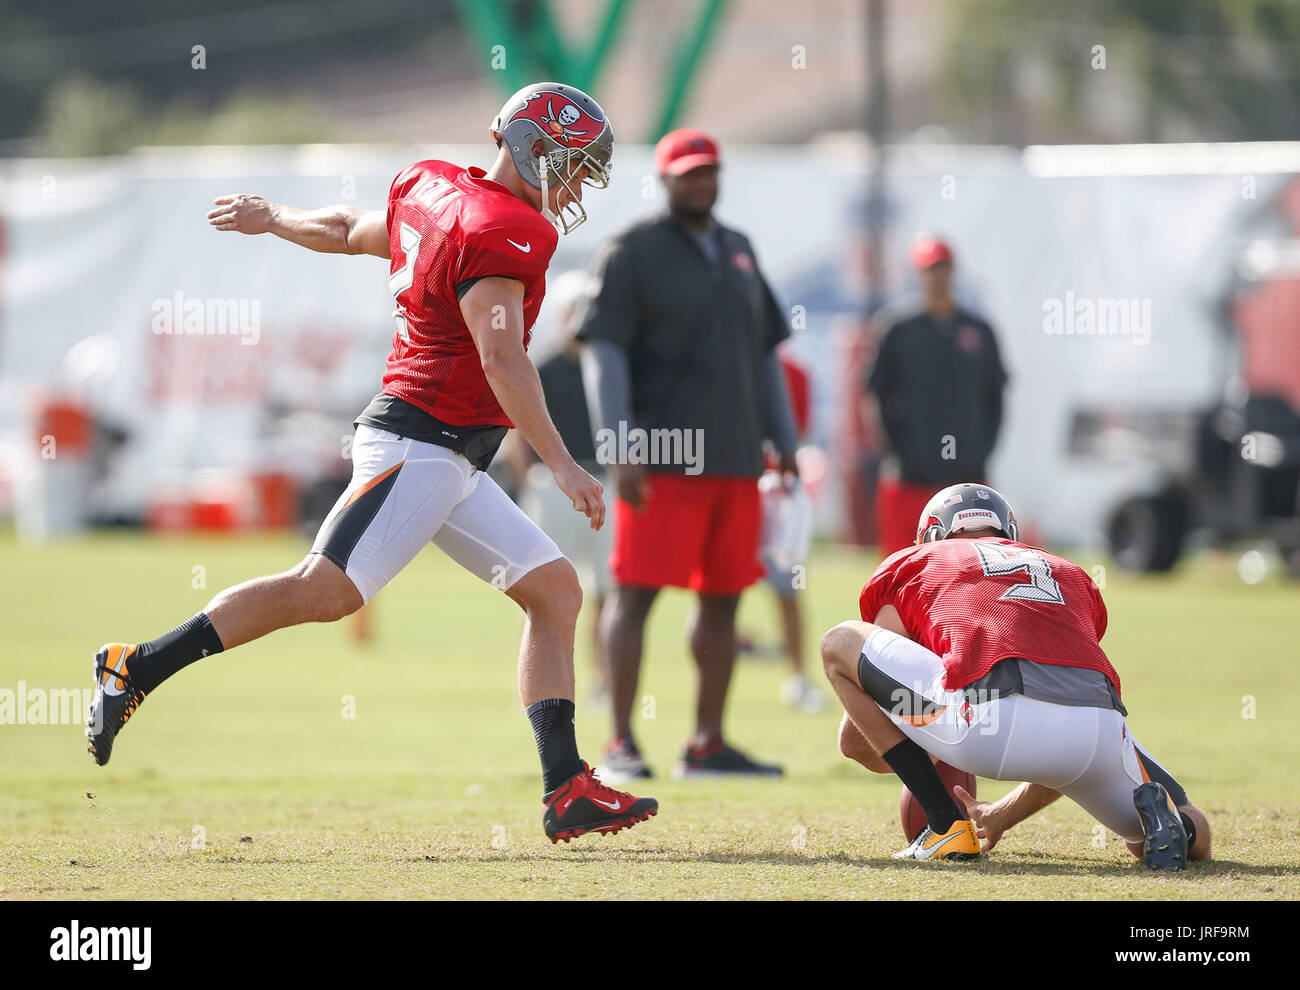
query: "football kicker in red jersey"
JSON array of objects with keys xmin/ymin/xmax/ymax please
[{"xmin": 88, "ymin": 80, "xmax": 655, "ymax": 847}]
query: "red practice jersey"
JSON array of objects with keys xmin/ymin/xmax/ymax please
[
  {"xmin": 858, "ymin": 537, "xmax": 1120, "ymax": 694},
  {"xmin": 383, "ymin": 159, "xmax": 558, "ymax": 426}
]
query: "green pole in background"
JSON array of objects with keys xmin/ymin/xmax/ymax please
[
  {"xmin": 454, "ymin": 0, "xmax": 530, "ymax": 94},
  {"xmin": 457, "ymin": 0, "xmax": 630, "ymax": 96},
  {"xmin": 458, "ymin": 0, "xmax": 726, "ymax": 143},
  {"xmin": 569, "ymin": 0, "xmax": 630, "ymax": 93},
  {"xmin": 649, "ymin": 0, "xmax": 728, "ymax": 140},
  {"xmin": 527, "ymin": 1, "xmax": 574, "ymax": 79}
]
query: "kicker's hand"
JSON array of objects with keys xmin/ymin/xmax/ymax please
[
  {"xmin": 954, "ymin": 784, "xmax": 1005, "ymax": 853},
  {"xmin": 553, "ymin": 460, "xmax": 606, "ymax": 531},
  {"xmin": 208, "ymin": 194, "xmax": 276, "ymax": 234}
]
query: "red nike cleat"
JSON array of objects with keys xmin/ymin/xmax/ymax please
[{"xmin": 542, "ymin": 762, "xmax": 658, "ymax": 843}]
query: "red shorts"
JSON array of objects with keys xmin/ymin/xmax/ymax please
[
  {"xmin": 611, "ymin": 473, "xmax": 763, "ymax": 594},
  {"xmin": 875, "ymin": 477, "xmax": 940, "ymax": 556}
]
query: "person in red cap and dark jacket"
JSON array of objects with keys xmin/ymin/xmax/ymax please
[
  {"xmin": 864, "ymin": 234, "xmax": 1008, "ymax": 555},
  {"xmin": 578, "ymin": 127, "xmax": 799, "ymax": 781}
]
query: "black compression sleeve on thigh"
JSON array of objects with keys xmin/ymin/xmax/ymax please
[
  {"xmin": 882, "ymin": 738, "xmax": 961, "ymax": 835},
  {"xmin": 858, "ymin": 650, "xmax": 946, "ymax": 723},
  {"xmin": 1179, "ymin": 811, "xmax": 1198, "ymax": 848},
  {"xmin": 1135, "ymin": 747, "xmax": 1189, "ymax": 808}
]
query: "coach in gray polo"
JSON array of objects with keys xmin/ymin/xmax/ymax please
[{"xmin": 578, "ymin": 127, "xmax": 799, "ymax": 782}]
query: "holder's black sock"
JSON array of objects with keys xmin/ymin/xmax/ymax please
[
  {"xmin": 130, "ymin": 613, "xmax": 225, "ymax": 695},
  {"xmin": 882, "ymin": 738, "xmax": 961, "ymax": 835},
  {"xmin": 527, "ymin": 699, "xmax": 584, "ymax": 795}
]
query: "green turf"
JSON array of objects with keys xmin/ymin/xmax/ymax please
[{"xmin": 1, "ymin": 530, "xmax": 1296, "ymax": 899}]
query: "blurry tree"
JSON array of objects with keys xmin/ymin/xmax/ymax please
[
  {"xmin": 41, "ymin": 77, "xmax": 149, "ymax": 157},
  {"xmin": 151, "ymin": 89, "xmax": 335, "ymax": 148},
  {"xmin": 939, "ymin": 0, "xmax": 1300, "ymax": 143},
  {"xmin": 0, "ymin": 0, "xmax": 451, "ymax": 152},
  {"xmin": 40, "ymin": 76, "xmax": 334, "ymax": 156}
]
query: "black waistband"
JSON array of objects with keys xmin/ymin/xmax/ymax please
[
  {"xmin": 355, "ymin": 393, "xmax": 508, "ymax": 471},
  {"xmin": 963, "ymin": 658, "xmax": 1025, "ymax": 698},
  {"xmin": 966, "ymin": 658, "xmax": 1126, "ymax": 716}
]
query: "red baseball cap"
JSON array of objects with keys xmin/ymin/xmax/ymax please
[
  {"xmin": 910, "ymin": 234, "xmax": 954, "ymax": 270},
  {"xmin": 655, "ymin": 128, "xmax": 721, "ymax": 176}
]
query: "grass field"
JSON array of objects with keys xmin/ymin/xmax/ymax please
[{"xmin": 1, "ymin": 529, "xmax": 1297, "ymax": 900}]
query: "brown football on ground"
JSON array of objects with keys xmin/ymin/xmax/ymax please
[{"xmin": 901, "ymin": 762, "xmax": 977, "ymax": 842}]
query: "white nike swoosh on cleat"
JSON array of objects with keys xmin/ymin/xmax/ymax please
[
  {"xmin": 895, "ymin": 824, "xmax": 974, "ymax": 860},
  {"xmin": 919, "ymin": 835, "xmax": 959, "ymax": 859},
  {"xmin": 590, "ymin": 797, "xmax": 623, "ymax": 811}
]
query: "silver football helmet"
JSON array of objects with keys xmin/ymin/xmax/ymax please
[{"xmin": 490, "ymin": 81, "xmax": 613, "ymax": 234}]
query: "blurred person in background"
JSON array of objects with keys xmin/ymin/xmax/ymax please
[
  {"xmin": 864, "ymin": 235, "xmax": 1008, "ymax": 556},
  {"xmin": 749, "ymin": 347, "xmax": 826, "ymax": 714},
  {"xmin": 502, "ymin": 270, "xmax": 612, "ymax": 706},
  {"xmin": 579, "ymin": 127, "xmax": 799, "ymax": 781}
]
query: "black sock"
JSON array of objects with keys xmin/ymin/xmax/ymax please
[
  {"xmin": 1179, "ymin": 811, "xmax": 1197, "ymax": 848},
  {"xmin": 526, "ymin": 699, "xmax": 584, "ymax": 795},
  {"xmin": 131, "ymin": 613, "xmax": 225, "ymax": 695},
  {"xmin": 882, "ymin": 738, "xmax": 961, "ymax": 834}
]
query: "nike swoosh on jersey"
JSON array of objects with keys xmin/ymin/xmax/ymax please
[{"xmin": 506, "ymin": 238, "xmax": 531, "ymax": 253}]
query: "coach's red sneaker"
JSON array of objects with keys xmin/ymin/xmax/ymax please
[{"xmin": 542, "ymin": 762, "xmax": 658, "ymax": 843}]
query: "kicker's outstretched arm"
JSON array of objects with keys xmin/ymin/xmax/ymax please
[{"xmin": 207, "ymin": 193, "xmax": 390, "ymax": 258}]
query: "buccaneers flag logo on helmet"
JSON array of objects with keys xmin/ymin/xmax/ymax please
[{"xmin": 513, "ymin": 94, "xmax": 599, "ymax": 147}]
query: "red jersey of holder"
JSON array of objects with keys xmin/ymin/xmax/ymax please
[
  {"xmin": 858, "ymin": 537, "xmax": 1120, "ymax": 695},
  {"xmin": 383, "ymin": 160, "xmax": 558, "ymax": 426}
]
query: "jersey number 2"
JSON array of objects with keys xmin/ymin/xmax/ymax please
[
  {"xmin": 974, "ymin": 542, "xmax": 1065, "ymax": 604},
  {"xmin": 388, "ymin": 222, "xmax": 422, "ymax": 344}
]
